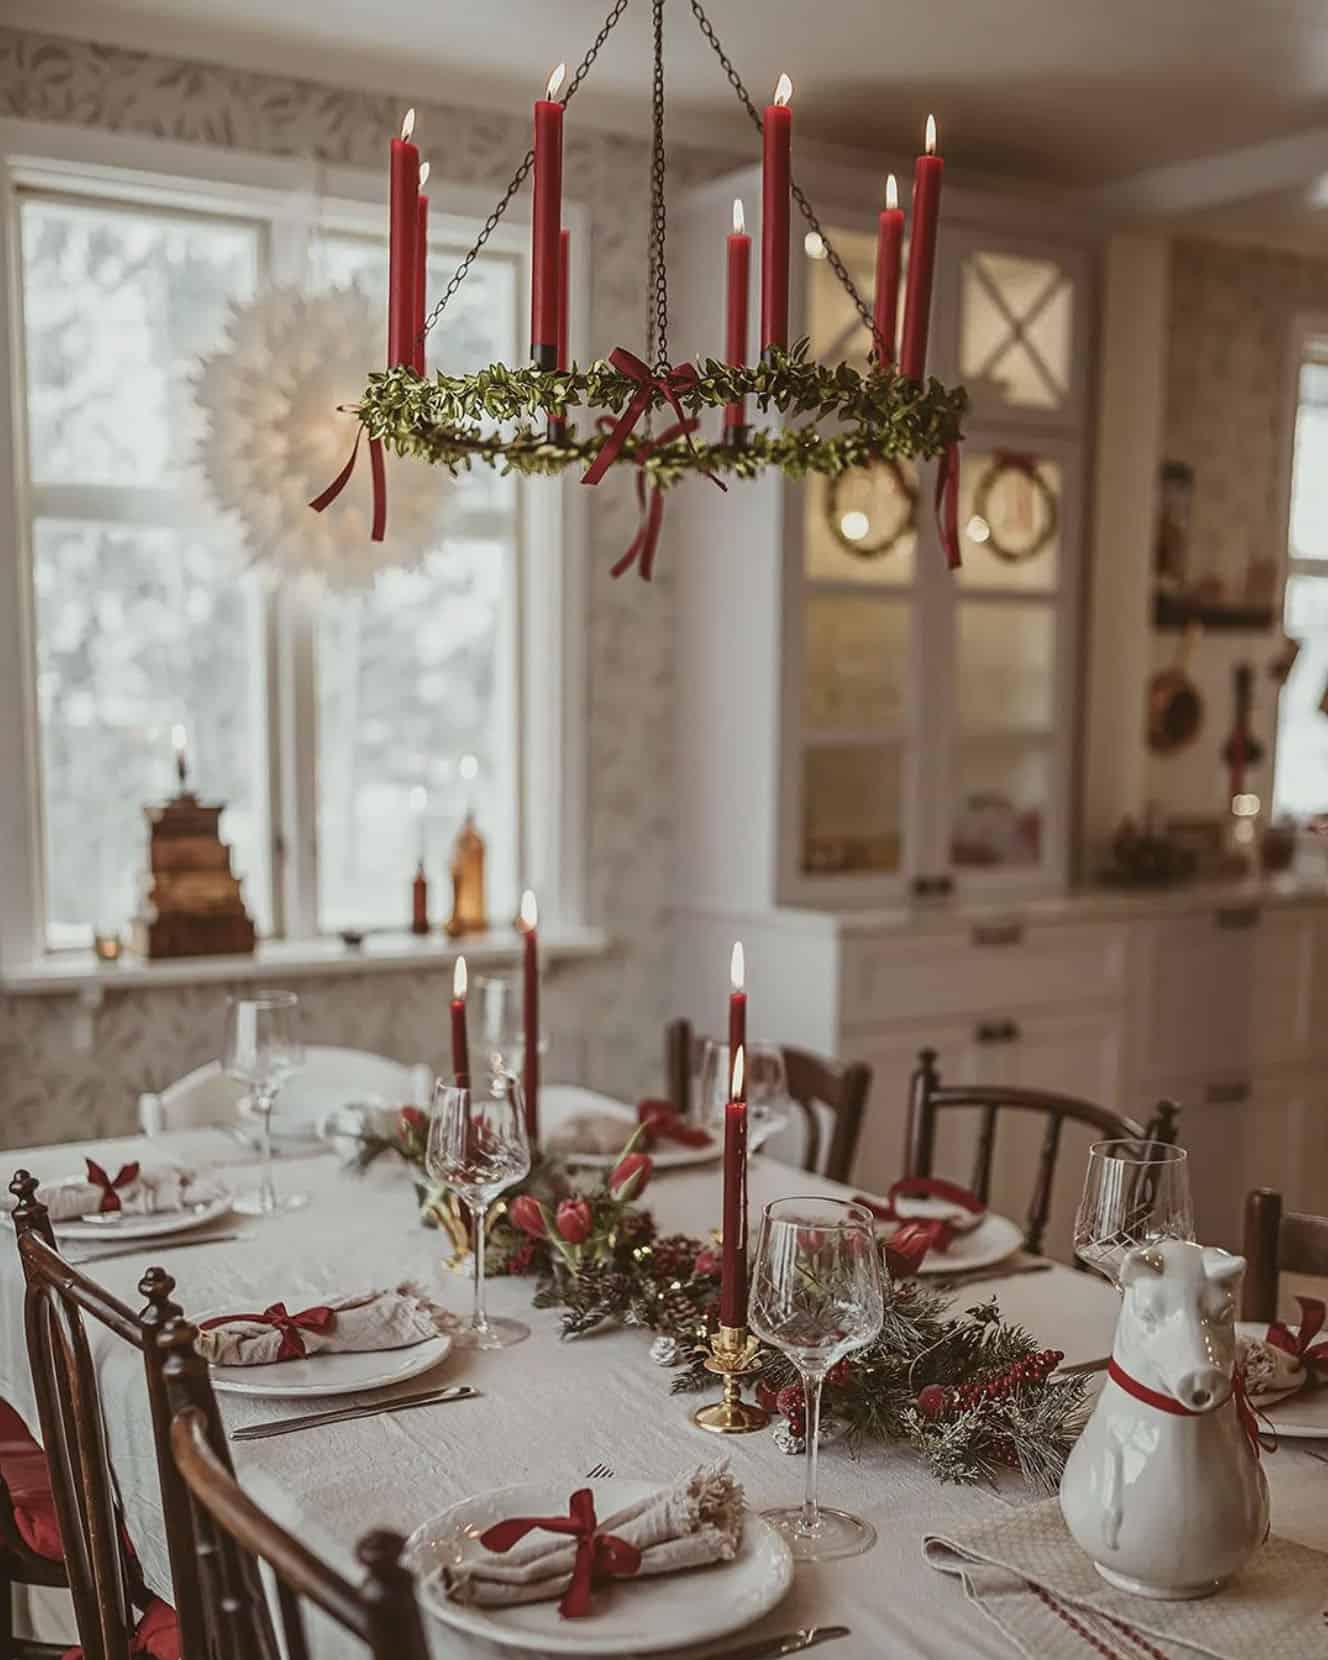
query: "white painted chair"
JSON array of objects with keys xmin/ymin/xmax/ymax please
[{"xmin": 138, "ymin": 1046, "xmax": 433, "ymax": 1137}]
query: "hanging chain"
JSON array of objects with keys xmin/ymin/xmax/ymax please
[
  {"xmin": 417, "ymin": 0, "xmax": 632, "ymax": 344},
  {"xmin": 687, "ymin": 0, "xmax": 878, "ymax": 344},
  {"xmin": 646, "ymin": 0, "xmax": 670, "ymax": 373}
]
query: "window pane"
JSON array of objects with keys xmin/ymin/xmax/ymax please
[
  {"xmin": 20, "ymin": 197, "xmax": 260, "ymax": 488},
  {"xmin": 803, "ymin": 596, "xmax": 910, "ymax": 732},
  {"xmin": 1289, "ymin": 358, "xmax": 1328, "ymax": 562},
  {"xmin": 34, "ymin": 519, "xmax": 268, "ymax": 946},
  {"xmin": 951, "ymin": 739, "xmax": 1048, "ymax": 869},
  {"xmin": 802, "ymin": 743, "xmax": 903, "ymax": 874},
  {"xmin": 804, "ymin": 462, "xmax": 917, "ymax": 586},
  {"xmin": 1273, "ymin": 575, "xmax": 1328, "ymax": 818},
  {"xmin": 957, "ymin": 451, "xmax": 1062, "ymax": 592},
  {"xmin": 959, "ymin": 249, "xmax": 1074, "ymax": 413},
  {"xmin": 955, "ymin": 602, "xmax": 1055, "ymax": 734}
]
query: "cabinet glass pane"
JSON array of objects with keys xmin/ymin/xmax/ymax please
[
  {"xmin": 958, "ymin": 451, "xmax": 1061, "ymax": 592},
  {"xmin": 803, "ymin": 743, "xmax": 903, "ymax": 874},
  {"xmin": 805, "ymin": 462, "xmax": 917, "ymax": 585},
  {"xmin": 955, "ymin": 602, "xmax": 1055, "ymax": 733},
  {"xmin": 804, "ymin": 596, "xmax": 909, "ymax": 732},
  {"xmin": 806, "ymin": 226, "xmax": 877, "ymax": 370},
  {"xmin": 951, "ymin": 739, "xmax": 1049, "ymax": 868},
  {"xmin": 959, "ymin": 249, "xmax": 1074, "ymax": 414}
]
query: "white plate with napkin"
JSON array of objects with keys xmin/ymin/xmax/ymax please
[{"xmin": 2, "ymin": 1162, "xmax": 232, "ymax": 1242}]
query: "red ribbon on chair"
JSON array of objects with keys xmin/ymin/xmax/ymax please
[
  {"xmin": 85, "ymin": 1159, "xmax": 140, "ymax": 1215},
  {"xmin": 1268, "ymin": 1296, "xmax": 1328, "ymax": 1381},
  {"xmin": 479, "ymin": 1487, "xmax": 642, "ymax": 1618},
  {"xmin": 1107, "ymin": 1359, "xmax": 1272, "ymax": 1460},
  {"xmin": 935, "ymin": 440, "xmax": 961, "ymax": 570},
  {"xmin": 198, "ymin": 1302, "xmax": 335, "ymax": 1363},
  {"xmin": 637, "ymin": 1099, "xmax": 712, "ymax": 1148},
  {"xmin": 309, "ymin": 426, "xmax": 388, "ymax": 543}
]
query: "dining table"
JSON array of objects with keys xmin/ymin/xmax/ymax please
[{"xmin": 0, "ymin": 1092, "xmax": 1323, "ymax": 1660}]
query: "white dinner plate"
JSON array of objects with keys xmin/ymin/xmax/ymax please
[
  {"xmin": 202, "ymin": 1328, "xmax": 453, "ymax": 1399},
  {"xmin": 1237, "ymin": 1323, "xmax": 1328, "ymax": 1439},
  {"xmin": 563, "ymin": 1136, "xmax": 720, "ymax": 1171},
  {"xmin": 916, "ymin": 1211, "xmax": 1023, "ymax": 1276},
  {"xmin": 3, "ymin": 1193, "xmax": 234, "ymax": 1243},
  {"xmin": 407, "ymin": 1478, "xmax": 793, "ymax": 1655}
]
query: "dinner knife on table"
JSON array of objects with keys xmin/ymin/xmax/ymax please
[
  {"xmin": 231, "ymin": 1384, "xmax": 479, "ymax": 1441},
  {"xmin": 698, "ymin": 1626, "xmax": 851, "ymax": 1660}
]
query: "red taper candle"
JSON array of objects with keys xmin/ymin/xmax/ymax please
[
  {"xmin": 530, "ymin": 64, "xmax": 566, "ymax": 365},
  {"xmin": 720, "ymin": 1045, "xmax": 748, "ymax": 1327},
  {"xmin": 450, "ymin": 955, "xmax": 470, "ymax": 1085},
  {"xmin": 760, "ymin": 74, "xmax": 793, "ymax": 354},
  {"xmin": 899, "ymin": 115, "xmax": 943, "ymax": 382},
  {"xmin": 412, "ymin": 161, "xmax": 430, "ymax": 376},
  {"xmin": 724, "ymin": 199, "xmax": 751, "ymax": 432},
  {"xmin": 388, "ymin": 108, "xmax": 420, "ymax": 369},
  {"xmin": 872, "ymin": 172, "xmax": 903, "ymax": 368},
  {"xmin": 728, "ymin": 941, "xmax": 747, "ymax": 1097},
  {"xmin": 520, "ymin": 889, "xmax": 540, "ymax": 1143},
  {"xmin": 557, "ymin": 227, "xmax": 571, "ymax": 371}
]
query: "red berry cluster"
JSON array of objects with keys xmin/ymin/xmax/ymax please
[{"xmin": 915, "ymin": 1348, "xmax": 1062, "ymax": 1419}]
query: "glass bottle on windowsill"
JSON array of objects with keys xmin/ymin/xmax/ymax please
[
  {"xmin": 445, "ymin": 813, "xmax": 487, "ymax": 938},
  {"xmin": 411, "ymin": 862, "xmax": 430, "ymax": 935}
]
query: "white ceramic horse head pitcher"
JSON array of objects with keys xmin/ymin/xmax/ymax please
[{"xmin": 1059, "ymin": 1239, "xmax": 1269, "ymax": 1600}]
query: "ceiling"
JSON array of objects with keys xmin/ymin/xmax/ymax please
[{"xmin": 15, "ymin": 0, "xmax": 1328, "ymax": 233}]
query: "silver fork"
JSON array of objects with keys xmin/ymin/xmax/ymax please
[{"xmin": 585, "ymin": 1462, "xmax": 614, "ymax": 1479}]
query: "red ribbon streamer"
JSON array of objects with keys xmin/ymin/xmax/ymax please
[
  {"xmin": 199, "ymin": 1301, "xmax": 335, "ymax": 1363},
  {"xmin": 1107, "ymin": 1358, "xmax": 1271, "ymax": 1460},
  {"xmin": 85, "ymin": 1159, "xmax": 140, "ymax": 1215},
  {"xmin": 935, "ymin": 440, "xmax": 961, "ymax": 570},
  {"xmin": 637, "ymin": 1099, "xmax": 712, "ymax": 1149},
  {"xmin": 1268, "ymin": 1296, "xmax": 1328, "ymax": 1380},
  {"xmin": 479, "ymin": 1488, "xmax": 642, "ymax": 1619},
  {"xmin": 309, "ymin": 426, "xmax": 388, "ymax": 543}
]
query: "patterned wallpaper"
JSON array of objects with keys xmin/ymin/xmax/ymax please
[{"xmin": 0, "ymin": 26, "xmax": 738, "ymax": 1146}]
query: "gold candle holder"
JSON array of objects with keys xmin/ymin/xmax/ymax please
[{"xmin": 692, "ymin": 1324, "xmax": 770, "ymax": 1435}]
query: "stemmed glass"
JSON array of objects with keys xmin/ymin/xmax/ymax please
[
  {"xmin": 222, "ymin": 990, "xmax": 306, "ymax": 1216},
  {"xmin": 471, "ymin": 973, "xmax": 544, "ymax": 1077},
  {"xmin": 748, "ymin": 1197, "xmax": 884, "ymax": 1560},
  {"xmin": 700, "ymin": 1040, "xmax": 791, "ymax": 1149},
  {"xmin": 1073, "ymin": 1139, "xmax": 1195, "ymax": 1286},
  {"xmin": 427, "ymin": 1069, "xmax": 531, "ymax": 1350}
]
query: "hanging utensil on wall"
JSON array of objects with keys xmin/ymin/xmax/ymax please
[
  {"xmin": 1146, "ymin": 621, "xmax": 1204, "ymax": 754},
  {"xmin": 1221, "ymin": 661, "xmax": 1265, "ymax": 798}
]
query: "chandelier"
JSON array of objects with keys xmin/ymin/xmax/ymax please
[{"xmin": 312, "ymin": 0, "xmax": 968, "ymax": 579}]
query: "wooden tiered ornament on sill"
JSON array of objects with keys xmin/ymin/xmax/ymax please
[{"xmin": 130, "ymin": 735, "xmax": 256, "ymax": 960}]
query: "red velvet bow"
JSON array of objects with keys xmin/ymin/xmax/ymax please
[
  {"xmin": 309, "ymin": 424, "xmax": 387, "ymax": 543},
  {"xmin": 852, "ymin": 1176, "xmax": 985, "ymax": 1274},
  {"xmin": 935, "ymin": 440, "xmax": 961, "ymax": 570},
  {"xmin": 85, "ymin": 1159, "xmax": 140, "ymax": 1215},
  {"xmin": 597, "ymin": 414, "xmax": 700, "ymax": 582},
  {"xmin": 1108, "ymin": 1358, "xmax": 1273, "ymax": 1460},
  {"xmin": 479, "ymin": 1487, "xmax": 642, "ymax": 1618},
  {"xmin": 1268, "ymin": 1297, "xmax": 1328, "ymax": 1381},
  {"xmin": 636, "ymin": 1099, "xmax": 712, "ymax": 1148},
  {"xmin": 199, "ymin": 1301, "xmax": 335, "ymax": 1363},
  {"xmin": 582, "ymin": 349, "xmax": 710, "ymax": 489}
]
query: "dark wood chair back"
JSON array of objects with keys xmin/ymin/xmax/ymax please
[
  {"xmin": 7, "ymin": 1169, "xmax": 204, "ymax": 1660},
  {"xmin": 1240, "ymin": 1188, "xmax": 1328, "ymax": 1322},
  {"xmin": 664, "ymin": 1020, "xmax": 873, "ymax": 1183},
  {"xmin": 904, "ymin": 1050, "xmax": 1181, "ymax": 1257},
  {"xmin": 162, "ymin": 1323, "xmax": 429, "ymax": 1660}
]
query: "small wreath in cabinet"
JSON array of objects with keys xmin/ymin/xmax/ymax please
[
  {"xmin": 971, "ymin": 453, "xmax": 1058, "ymax": 563},
  {"xmin": 825, "ymin": 459, "xmax": 918, "ymax": 560}
]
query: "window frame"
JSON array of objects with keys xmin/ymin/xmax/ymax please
[{"xmin": 0, "ymin": 116, "xmax": 590, "ymax": 975}]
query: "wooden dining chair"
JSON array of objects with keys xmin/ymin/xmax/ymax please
[
  {"xmin": 161, "ymin": 1321, "xmax": 429, "ymax": 1660},
  {"xmin": 1240, "ymin": 1188, "xmax": 1328, "ymax": 1322},
  {"xmin": 6, "ymin": 1170, "xmax": 203, "ymax": 1660},
  {"xmin": 664, "ymin": 1019, "xmax": 873, "ymax": 1182},
  {"xmin": 904, "ymin": 1049, "xmax": 1181, "ymax": 1257}
]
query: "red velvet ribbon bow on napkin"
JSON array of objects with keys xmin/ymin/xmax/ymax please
[
  {"xmin": 1268, "ymin": 1296, "xmax": 1328, "ymax": 1381},
  {"xmin": 309, "ymin": 424, "xmax": 388, "ymax": 543},
  {"xmin": 636, "ymin": 1099, "xmax": 712, "ymax": 1149},
  {"xmin": 852, "ymin": 1176, "xmax": 986, "ymax": 1278},
  {"xmin": 1108, "ymin": 1358, "xmax": 1273, "ymax": 1460},
  {"xmin": 198, "ymin": 1301, "xmax": 335, "ymax": 1363},
  {"xmin": 84, "ymin": 1159, "xmax": 141, "ymax": 1215},
  {"xmin": 479, "ymin": 1487, "xmax": 642, "ymax": 1619}
]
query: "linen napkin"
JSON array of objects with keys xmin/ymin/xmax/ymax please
[
  {"xmin": 444, "ymin": 1460, "xmax": 744, "ymax": 1616},
  {"xmin": 924, "ymin": 1497, "xmax": 1328, "ymax": 1660},
  {"xmin": 5, "ymin": 1160, "xmax": 225, "ymax": 1223},
  {"xmin": 196, "ymin": 1283, "xmax": 448, "ymax": 1366},
  {"xmin": 545, "ymin": 1112, "xmax": 637, "ymax": 1157},
  {"xmin": 853, "ymin": 1177, "xmax": 987, "ymax": 1273}
]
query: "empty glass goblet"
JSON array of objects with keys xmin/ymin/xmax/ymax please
[
  {"xmin": 221, "ymin": 990, "xmax": 306, "ymax": 1216},
  {"xmin": 700, "ymin": 1040, "xmax": 791, "ymax": 1150},
  {"xmin": 1073, "ymin": 1138, "xmax": 1194, "ymax": 1286}
]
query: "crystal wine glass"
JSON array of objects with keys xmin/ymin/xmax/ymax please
[
  {"xmin": 700, "ymin": 1040, "xmax": 791, "ymax": 1150},
  {"xmin": 1073, "ymin": 1139, "xmax": 1195, "ymax": 1286},
  {"xmin": 748, "ymin": 1197, "xmax": 884, "ymax": 1560},
  {"xmin": 471, "ymin": 973, "xmax": 544, "ymax": 1077},
  {"xmin": 222, "ymin": 990, "xmax": 306, "ymax": 1216},
  {"xmin": 427, "ymin": 1069, "xmax": 532, "ymax": 1349}
]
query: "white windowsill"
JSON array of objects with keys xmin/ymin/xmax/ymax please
[{"xmin": 1, "ymin": 925, "xmax": 610, "ymax": 997}]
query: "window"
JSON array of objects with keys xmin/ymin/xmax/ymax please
[
  {"xmin": 8, "ymin": 152, "xmax": 537, "ymax": 956},
  {"xmin": 1273, "ymin": 328, "xmax": 1328, "ymax": 820}
]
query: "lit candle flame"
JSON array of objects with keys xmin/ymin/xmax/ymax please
[
  {"xmin": 773, "ymin": 72, "xmax": 793, "ymax": 108},
  {"xmin": 546, "ymin": 62, "xmax": 567, "ymax": 100},
  {"xmin": 732, "ymin": 197, "xmax": 745, "ymax": 235},
  {"xmin": 886, "ymin": 172, "xmax": 899, "ymax": 211},
  {"xmin": 925, "ymin": 113, "xmax": 937, "ymax": 155},
  {"xmin": 521, "ymin": 888, "xmax": 538, "ymax": 931},
  {"xmin": 171, "ymin": 723, "xmax": 187, "ymax": 753},
  {"xmin": 731, "ymin": 1044, "xmax": 745, "ymax": 1100},
  {"xmin": 730, "ymin": 940, "xmax": 745, "ymax": 992},
  {"xmin": 419, "ymin": 160, "xmax": 430, "ymax": 189},
  {"xmin": 401, "ymin": 108, "xmax": 416, "ymax": 142},
  {"xmin": 454, "ymin": 955, "xmax": 467, "ymax": 999}
]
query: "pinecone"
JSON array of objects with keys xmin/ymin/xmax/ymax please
[
  {"xmin": 652, "ymin": 1287, "xmax": 706, "ymax": 1339},
  {"xmin": 616, "ymin": 1209, "xmax": 657, "ymax": 1251},
  {"xmin": 647, "ymin": 1233, "xmax": 701, "ymax": 1280}
]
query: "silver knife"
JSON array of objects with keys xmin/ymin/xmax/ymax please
[
  {"xmin": 231, "ymin": 1384, "xmax": 479, "ymax": 1442},
  {"xmin": 69, "ymin": 1232, "xmax": 252, "ymax": 1267},
  {"xmin": 938, "ymin": 1260, "xmax": 1054, "ymax": 1290},
  {"xmin": 698, "ymin": 1626, "xmax": 851, "ymax": 1660}
]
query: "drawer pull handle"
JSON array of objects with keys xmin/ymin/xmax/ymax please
[
  {"xmin": 1204, "ymin": 1080, "xmax": 1251, "ymax": 1105},
  {"xmin": 972, "ymin": 922, "xmax": 1025, "ymax": 948},
  {"xmin": 976, "ymin": 1019, "xmax": 1020, "ymax": 1044},
  {"xmin": 1214, "ymin": 907, "xmax": 1260, "ymax": 930}
]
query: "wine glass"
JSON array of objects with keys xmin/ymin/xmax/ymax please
[
  {"xmin": 1073, "ymin": 1139, "xmax": 1195, "ymax": 1286},
  {"xmin": 472, "ymin": 973, "xmax": 544, "ymax": 1076},
  {"xmin": 221, "ymin": 990, "xmax": 306, "ymax": 1216},
  {"xmin": 748, "ymin": 1197, "xmax": 884, "ymax": 1560},
  {"xmin": 427, "ymin": 1069, "xmax": 531, "ymax": 1349},
  {"xmin": 700, "ymin": 1040, "xmax": 791, "ymax": 1149}
]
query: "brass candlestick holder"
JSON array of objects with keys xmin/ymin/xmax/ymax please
[{"xmin": 692, "ymin": 1324, "xmax": 770, "ymax": 1435}]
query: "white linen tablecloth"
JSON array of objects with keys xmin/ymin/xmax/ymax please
[{"xmin": 0, "ymin": 1101, "xmax": 1322, "ymax": 1660}]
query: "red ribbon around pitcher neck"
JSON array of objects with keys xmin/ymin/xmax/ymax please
[
  {"xmin": 637, "ymin": 1099, "xmax": 712, "ymax": 1148},
  {"xmin": 309, "ymin": 424, "xmax": 387, "ymax": 543},
  {"xmin": 1107, "ymin": 1358, "xmax": 1272, "ymax": 1460},
  {"xmin": 85, "ymin": 1159, "xmax": 140, "ymax": 1215},
  {"xmin": 199, "ymin": 1302, "xmax": 335, "ymax": 1363},
  {"xmin": 1268, "ymin": 1296, "xmax": 1328, "ymax": 1380},
  {"xmin": 479, "ymin": 1487, "xmax": 642, "ymax": 1618}
]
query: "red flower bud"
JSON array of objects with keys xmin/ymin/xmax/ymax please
[
  {"xmin": 609, "ymin": 1151, "xmax": 652, "ymax": 1203},
  {"xmin": 555, "ymin": 1197, "xmax": 593, "ymax": 1245},
  {"xmin": 693, "ymin": 1246, "xmax": 722, "ymax": 1278},
  {"xmin": 398, "ymin": 1106, "xmax": 426, "ymax": 1135},
  {"xmin": 508, "ymin": 1195, "xmax": 548, "ymax": 1238}
]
